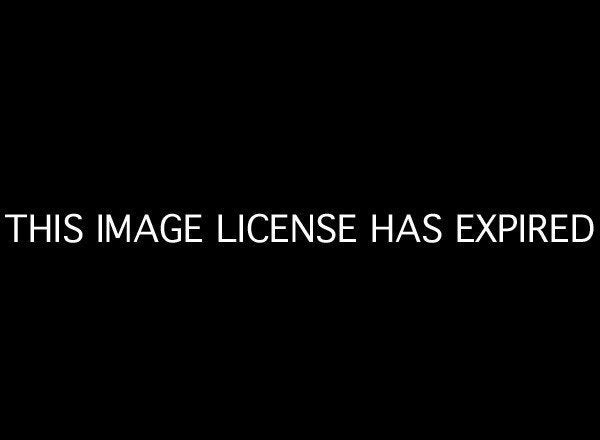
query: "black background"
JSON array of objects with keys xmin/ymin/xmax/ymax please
[{"xmin": 1, "ymin": 6, "xmax": 597, "ymax": 434}]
